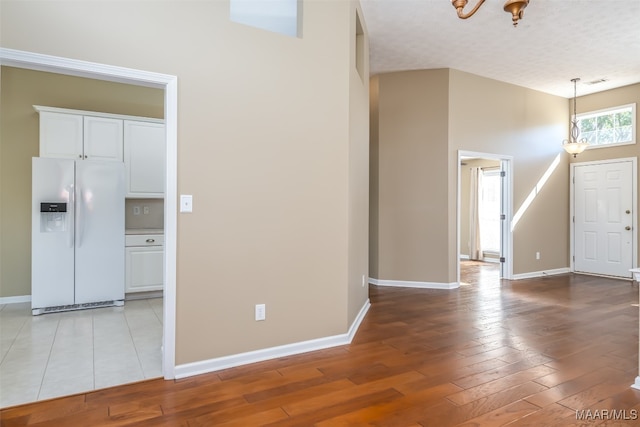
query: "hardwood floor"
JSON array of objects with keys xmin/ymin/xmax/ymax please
[{"xmin": 2, "ymin": 270, "xmax": 640, "ymax": 426}]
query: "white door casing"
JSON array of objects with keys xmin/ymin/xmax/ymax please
[
  {"xmin": 573, "ymin": 159, "xmax": 636, "ymax": 278},
  {"xmin": 0, "ymin": 47, "xmax": 178, "ymax": 380},
  {"xmin": 457, "ymin": 150, "xmax": 514, "ymax": 283}
]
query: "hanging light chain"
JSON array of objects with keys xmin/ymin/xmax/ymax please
[{"xmin": 570, "ymin": 78, "xmax": 581, "ymax": 143}]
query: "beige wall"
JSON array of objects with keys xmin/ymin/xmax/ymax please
[
  {"xmin": 373, "ymin": 69, "xmax": 451, "ymax": 283},
  {"xmin": 1, "ymin": 0, "xmax": 369, "ymax": 365},
  {"xmin": 125, "ymin": 199, "xmax": 164, "ymax": 230},
  {"xmin": 347, "ymin": 4, "xmax": 370, "ymax": 322},
  {"xmin": 0, "ymin": 66, "xmax": 163, "ymax": 298},
  {"xmin": 369, "ymin": 77, "xmax": 380, "ymax": 279},
  {"xmin": 569, "ymin": 83, "xmax": 640, "ymax": 265},
  {"xmin": 449, "ymin": 70, "xmax": 570, "ymax": 278},
  {"xmin": 371, "ymin": 68, "xmax": 569, "ymax": 283}
]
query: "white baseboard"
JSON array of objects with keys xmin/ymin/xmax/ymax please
[
  {"xmin": 511, "ymin": 268, "xmax": 571, "ymax": 280},
  {"xmin": 346, "ymin": 299, "xmax": 371, "ymax": 342},
  {"xmin": 125, "ymin": 291, "xmax": 163, "ymax": 301},
  {"xmin": 174, "ymin": 299, "xmax": 371, "ymax": 380},
  {"xmin": 0, "ymin": 295, "xmax": 31, "ymax": 305},
  {"xmin": 369, "ymin": 278, "xmax": 459, "ymax": 290},
  {"xmin": 632, "ymin": 376, "xmax": 640, "ymax": 390}
]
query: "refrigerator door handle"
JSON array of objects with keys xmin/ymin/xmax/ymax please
[
  {"xmin": 68, "ymin": 185, "xmax": 75, "ymax": 248},
  {"xmin": 76, "ymin": 187, "xmax": 85, "ymax": 248}
]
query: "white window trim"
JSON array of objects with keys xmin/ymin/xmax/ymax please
[{"xmin": 577, "ymin": 103, "xmax": 636, "ymax": 150}]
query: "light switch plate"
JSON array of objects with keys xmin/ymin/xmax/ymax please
[
  {"xmin": 255, "ymin": 304, "xmax": 266, "ymax": 321},
  {"xmin": 180, "ymin": 195, "xmax": 193, "ymax": 213}
]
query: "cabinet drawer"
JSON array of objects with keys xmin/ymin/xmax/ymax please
[{"xmin": 125, "ymin": 234, "xmax": 164, "ymax": 247}]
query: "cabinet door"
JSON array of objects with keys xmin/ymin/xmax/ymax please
[
  {"xmin": 124, "ymin": 121, "xmax": 166, "ymax": 197},
  {"xmin": 39, "ymin": 112, "xmax": 83, "ymax": 159},
  {"xmin": 125, "ymin": 246, "xmax": 164, "ymax": 293},
  {"xmin": 83, "ymin": 116, "xmax": 123, "ymax": 161}
]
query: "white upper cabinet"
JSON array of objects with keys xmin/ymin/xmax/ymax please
[
  {"xmin": 124, "ymin": 121, "xmax": 166, "ymax": 197},
  {"xmin": 83, "ymin": 116, "xmax": 123, "ymax": 161},
  {"xmin": 37, "ymin": 108, "xmax": 122, "ymax": 162},
  {"xmin": 35, "ymin": 106, "xmax": 165, "ymax": 198},
  {"xmin": 38, "ymin": 111, "xmax": 84, "ymax": 159}
]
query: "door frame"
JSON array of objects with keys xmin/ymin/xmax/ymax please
[
  {"xmin": 570, "ymin": 157, "xmax": 638, "ymax": 277},
  {"xmin": 0, "ymin": 48, "xmax": 178, "ymax": 379},
  {"xmin": 457, "ymin": 150, "xmax": 514, "ymax": 283}
]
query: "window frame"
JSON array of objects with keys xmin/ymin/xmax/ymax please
[{"xmin": 576, "ymin": 103, "xmax": 636, "ymax": 150}]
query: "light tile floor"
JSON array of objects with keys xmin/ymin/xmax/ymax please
[{"xmin": 0, "ymin": 298, "xmax": 163, "ymax": 408}]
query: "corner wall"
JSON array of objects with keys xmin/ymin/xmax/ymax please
[
  {"xmin": 373, "ymin": 69, "xmax": 450, "ymax": 284},
  {"xmin": 370, "ymin": 68, "xmax": 569, "ymax": 284},
  {"xmin": 347, "ymin": 2, "xmax": 370, "ymax": 324},
  {"xmin": 369, "ymin": 76, "xmax": 380, "ymax": 279}
]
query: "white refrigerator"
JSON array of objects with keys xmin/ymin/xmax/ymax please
[{"xmin": 31, "ymin": 157, "xmax": 125, "ymax": 315}]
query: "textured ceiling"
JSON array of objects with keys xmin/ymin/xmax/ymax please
[{"xmin": 360, "ymin": 0, "xmax": 640, "ymax": 98}]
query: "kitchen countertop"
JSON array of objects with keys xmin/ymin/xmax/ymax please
[{"xmin": 125, "ymin": 228, "xmax": 164, "ymax": 235}]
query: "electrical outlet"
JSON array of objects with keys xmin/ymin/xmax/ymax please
[
  {"xmin": 143, "ymin": 206, "xmax": 150, "ymax": 215},
  {"xmin": 255, "ymin": 304, "xmax": 266, "ymax": 321},
  {"xmin": 362, "ymin": 274, "xmax": 366, "ymax": 287},
  {"xmin": 133, "ymin": 206, "xmax": 141, "ymax": 216},
  {"xmin": 536, "ymin": 252, "xmax": 541, "ymax": 260}
]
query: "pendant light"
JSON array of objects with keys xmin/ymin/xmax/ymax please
[{"xmin": 562, "ymin": 78, "xmax": 589, "ymax": 158}]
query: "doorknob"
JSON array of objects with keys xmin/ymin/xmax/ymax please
[
  {"xmin": 625, "ymin": 226, "xmax": 631, "ymax": 230},
  {"xmin": 626, "ymin": 210, "xmax": 631, "ymax": 214}
]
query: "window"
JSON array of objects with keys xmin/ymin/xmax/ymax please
[
  {"xmin": 577, "ymin": 103, "xmax": 636, "ymax": 148},
  {"xmin": 230, "ymin": 0, "xmax": 301, "ymax": 38}
]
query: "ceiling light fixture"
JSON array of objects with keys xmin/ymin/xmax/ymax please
[
  {"xmin": 451, "ymin": 0, "xmax": 530, "ymax": 27},
  {"xmin": 562, "ymin": 78, "xmax": 589, "ymax": 158}
]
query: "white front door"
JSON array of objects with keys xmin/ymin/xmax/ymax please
[{"xmin": 574, "ymin": 160, "xmax": 634, "ymax": 278}]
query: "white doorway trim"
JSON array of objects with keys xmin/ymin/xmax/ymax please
[
  {"xmin": 569, "ymin": 157, "xmax": 637, "ymax": 278},
  {"xmin": 457, "ymin": 150, "xmax": 514, "ymax": 283},
  {"xmin": 0, "ymin": 48, "xmax": 178, "ymax": 379}
]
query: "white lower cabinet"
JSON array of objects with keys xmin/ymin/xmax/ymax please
[{"xmin": 125, "ymin": 234, "xmax": 164, "ymax": 293}]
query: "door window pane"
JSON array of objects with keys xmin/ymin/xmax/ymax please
[{"xmin": 479, "ymin": 171, "xmax": 500, "ymax": 253}]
